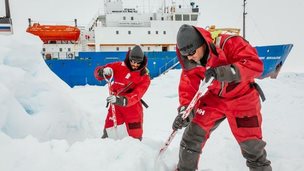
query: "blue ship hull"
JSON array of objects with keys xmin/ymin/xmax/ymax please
[
  {"xmin": 45, "ymin": 44, "xmax": 293, "ymax": 87},
  {"xmin": 255, "ymin": 44, "xmax": 293, "ymax": 78}
]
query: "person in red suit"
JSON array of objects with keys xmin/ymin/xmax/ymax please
[
  {"xmin": 94, "ymin": 45, "xmax": 150, "ymax": 140},
  {"xmin": 172, "ymin": 24, "xmax": 271, "ymax": 171}
]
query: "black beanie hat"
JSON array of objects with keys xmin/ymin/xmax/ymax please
[
  {"xmin": 129, "ymin": 45, "xmax": 144, "ymax": 63},
  {"xmin": 177, "ymin": 24, "xmax": 205, "ymax": 56}
]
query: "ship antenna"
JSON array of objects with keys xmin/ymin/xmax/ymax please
[
  {"xmin": 163, "ymin": 0, "xmax": 166, "ymax": 13},
  {"xmin": 5, "ymin": 0, "xmax": 11, "ymax": 18},
  {"xmin": 28, "ymin": 18, "xmax": 32, "ymax": 27},
  {"xmin": 242, "ymin": 0, "xmax": 247, "ymax": 39}
]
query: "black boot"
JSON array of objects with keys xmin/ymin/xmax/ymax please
[{"xmin": 101, "ymin": 129, "xmax": 108, "ymax": 139}]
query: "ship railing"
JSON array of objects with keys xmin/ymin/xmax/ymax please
[{"xmin": 158, "ymin": 57, "xmax": 180, "ymax": 76}]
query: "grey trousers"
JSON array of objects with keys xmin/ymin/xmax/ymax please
[{"xmin": 177, "ymin": 122, "xmax": 272, "ymax": 171}]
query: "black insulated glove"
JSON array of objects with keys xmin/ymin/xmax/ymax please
[
  {"xmin": 97, "ymin": 68, "xmax": 103, "ymax": 77},
  {"xmin": 172, "ymin": 106, "xmax": 194, "ymax": 130},
  {"xmin": 205, "ymin": 64, "xmax": 241, "ymax": 83}
]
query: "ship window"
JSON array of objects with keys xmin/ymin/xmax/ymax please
[
  {"xmin": 148, "ymin": 47, "xmax": 150, "ymax": 51},
  {"xmin": 150, "ymin": 17, "xmax": 153, "ymax": 20},
  {"xmin": 156, "ymin": 31, "xmax": 158, "ymax": 34},
  {"xmin": 123, "ymin": 16, "xmax": 126, "ymax": 20},
  {"xmin": 68, "ymin": 48, "xmax": 71, "ymax": 52},
  {"xmin": 175, "ymin": 14, "xmax": 182, "ymax": 21},
  {"xmin": 191, "ymin": 14, "xmax": 198, "ymax": 21},
  {"xmin": 161, "ymin": 17, "xmax": 164, "ymax": 21},
  {"xmin": 131, "ymin": 17, "xmax": 134, "ymax": 20},
  {"xmin": 116, "ymin": 47, "xmax": 119, "ymax": 51},
  {"xmin": 148, "ymin": 31, "xmax": 151, "ymax": 34},
  {"xmin": 116, "ymin": 30, "xmax": 119, "ymax": 34},
  {"xmin": 59, "ymin": 48, "xmax": 62, "ymax": 52},
  {"xmin": 128, "ymin": 31, "xmax": 131, "ymax": 34},
  {"xmin": 42, "ymin": 48, "xmax": 46, "ymax": 52},
  {"xmin": 163, "ymin": 31, "xmax": 166, "ymax": 34},
  {"xmin": 192, "ymin": 8, "xmax": 199, "ymax": 13},
  {"xmin": 183, "ymin": 14, "xmax": 190, "ymax": 21}
]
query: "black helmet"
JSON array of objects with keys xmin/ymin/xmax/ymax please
[
  {"xmin": 129, "ymin": 45, "xmax": 144, "ymax": 63},
  {"xmin": 177, "ymin": 24, "xmax": 205, "ymax": 56}
]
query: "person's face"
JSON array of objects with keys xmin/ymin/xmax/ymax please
[
  {"xmin": 186, "ymin": 44, "xmax": 207, "ymax": 63},
  {"xmin": 130, "ymin": 60, "xmax": 141, "ymax": 70}
]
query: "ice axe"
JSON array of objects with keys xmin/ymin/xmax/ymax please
[
  {"xmin": 158, "ymin": 77, "xmax": 214, "ymax": 157},
  {"xmin": 103, "ymin": 68, "xmax": 117, "ymax": 129}
]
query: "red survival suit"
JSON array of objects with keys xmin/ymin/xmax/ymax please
[
  {"xmin": 176, "ymin": 26, "xmax": 271, "ymax": 171},
  {"xmin": 94, "ymin": 52, "xmax": 150, "ymax": 139}
]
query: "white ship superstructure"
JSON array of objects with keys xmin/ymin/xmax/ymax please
[{"xmin": 89, "ymin": 0, "xmax": 200, "ymax": 52}]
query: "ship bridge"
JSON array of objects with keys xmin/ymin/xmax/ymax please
[{"xmin": 89, "ymin": 0, "xmax": 200, "ymax": 52}]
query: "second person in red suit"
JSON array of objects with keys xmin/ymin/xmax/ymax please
[{"xmin": 94, "ymin": 45, "xmax": 151, "ymax": 140}]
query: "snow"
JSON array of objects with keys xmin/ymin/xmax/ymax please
[
  {"xmin": 1, "ymin": 45, "xmax": 304, "ymax": 170},
  {"xmin": 1, "ymin": 0, "xmax": 304, "ymax": 170}
]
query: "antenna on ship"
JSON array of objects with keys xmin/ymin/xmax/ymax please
[
  {"xmin": 5, "ymin": 0, "xmax": 11, "ymax": 18},
  {"xmin": 28, "ymin": 18, "xmax": 32, "ymax": 27},
  {"xmin": 242, "ymin": 0, "xmax": 247, "ymax": 39},
  {"xmin": 163, "ymin": 0, "xmax": 166, "ymax": 13}
]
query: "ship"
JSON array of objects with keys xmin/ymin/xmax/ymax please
[
  {"xmin": 26, "ymin": 0, "xmax": 293, "ymax": 87},
  {"xmin": 0, "ymin": 0, "xmax": 13, "ymax": 35}
]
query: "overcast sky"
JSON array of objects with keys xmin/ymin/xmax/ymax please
[{"xmin": 1, "ymin": 0, "xmax": 303, "ymax": 72}]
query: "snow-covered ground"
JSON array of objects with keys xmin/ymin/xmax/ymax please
[{"xmin": 1, "ymin": 46, "xmax": 304, "ymax": 170}]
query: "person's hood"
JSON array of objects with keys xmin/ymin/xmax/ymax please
[
  {"xmin": 176, "ymin": 26, "xmax": 221, "ymax": 71},
  {"xmin": 124, "ymin": 50, "xmax": 148, "ymax": 72}
]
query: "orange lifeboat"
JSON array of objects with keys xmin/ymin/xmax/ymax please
[{"xmin": 26, "ymin": 23, "xmax": 80, "ymax": 43}]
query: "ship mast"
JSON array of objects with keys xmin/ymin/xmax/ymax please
[
  {"xmin": 242, "ymin": 0, "xmax": 247, "ymax": 39},
  {"xmin": 5, "ymin": 0, "xmax": 11, "ymax": 18}
]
